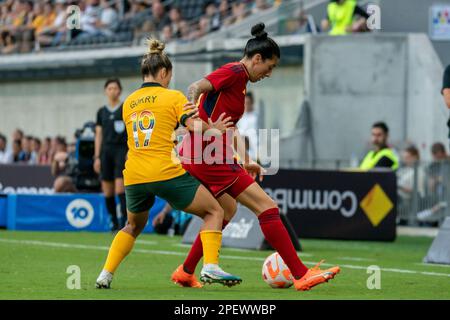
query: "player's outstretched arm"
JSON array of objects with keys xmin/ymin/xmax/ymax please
[
  {"xmin": 187, "ymin": 78, "xmax": 214, "ymax": 104},
  {"xmin": 184, "ymin": 112, "xmax": 233, "ymax": 134}
]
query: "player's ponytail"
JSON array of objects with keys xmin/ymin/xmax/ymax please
[
  {"xmin": 244, "ymin": 23, "xmax": 280, "ymax": 60},
  {"xmin": 141, "ymin": 38, "xmax": 173, "ymax": 79}
]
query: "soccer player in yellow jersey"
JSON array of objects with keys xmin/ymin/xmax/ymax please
[{"xmin": 95, "ymin": 39, "xmax": 241, "ymax": 289}]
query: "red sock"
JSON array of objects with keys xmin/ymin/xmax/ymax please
[
  {"xmin": 258, "ymin": 208, "xmax": 308, "ymax": 279},
  {"xmin": 183, "ymin": 219, "xmax": 229, "ymax": 274}
]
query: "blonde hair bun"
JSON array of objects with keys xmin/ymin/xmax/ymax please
[{"xmin": 147, "ymin": 38, "xmax": 165, "ymax": 54}]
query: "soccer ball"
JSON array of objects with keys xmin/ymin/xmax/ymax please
[{"xmin": 262, "ymin": 252, "xmax": 293, "ymax": 288}]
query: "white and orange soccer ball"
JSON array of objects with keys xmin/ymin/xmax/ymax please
[{"xmin": 262, "ymin": 252, "xmax": 293, "ymax": 288}]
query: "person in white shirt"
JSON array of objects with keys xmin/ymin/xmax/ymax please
[
  {"xmin": 0, "ymin": 134, "xmax": 12, "ymax": 164},
  {"xmin": 237, "ymin": 91, "xmax": 259, "ymax": 160},
  {"xmin": 397, "ymin": 145, "xmax": 425, "ymax": 200}
]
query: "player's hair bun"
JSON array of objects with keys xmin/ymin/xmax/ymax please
[
  {"xmin": 147, "ymin": 38, "xmax": 165, "ymax": 54},
  {"xmin": 251, "ymin": 23, "xmax": 268, "ymax": 40}
]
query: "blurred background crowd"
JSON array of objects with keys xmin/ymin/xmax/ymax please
[{"xmin": 0, "ymin": 0, "xmax": 286, "ymax": 54}]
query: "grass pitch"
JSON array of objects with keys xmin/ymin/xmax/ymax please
[{"xmin": 0, "ymin": 230, "xmax": 449, "ymax": 300}]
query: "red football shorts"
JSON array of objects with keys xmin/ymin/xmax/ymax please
[{"xmin": 182, "ymin": 162, "xmax": 255, "ymax": 198}]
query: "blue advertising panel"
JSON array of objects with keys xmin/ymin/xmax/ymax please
[
  {"xmin": 7, "ymin": 194, "xmax": 110, "ymax": 232},
  {"xmin": 4, "ymin": 193, "xmax": 167, "ymax": 233},
  {"xmin": 0, "ymin": 195, "xmax": 7, "ymax": 227}
]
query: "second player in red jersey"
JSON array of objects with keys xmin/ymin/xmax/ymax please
[
  {"xmin": 173, "ymin": 23, "xmax": 341, "ymax": 292},
  {"xmin": 179, "ymin": 61, "xmax": 254, "ymax": 197}
]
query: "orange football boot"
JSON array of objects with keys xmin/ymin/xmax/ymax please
[
  {"xmin": 294, "ymin": 260, "xmax": 340, "ymax": 291},
  {"xmin": 171, "ymin": 265, "xmax": 203, "ymax": 288}
]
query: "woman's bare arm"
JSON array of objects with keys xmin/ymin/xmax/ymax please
[{"xmin": 187, "ymin": 78, "xmax": 214, "ymax": 104}]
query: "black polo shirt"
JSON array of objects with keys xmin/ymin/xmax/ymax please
[
  {"xmin": 96, "ymin": 104, "xmax": 127, "ymax": 147},
  {"xmin": 443, "ymin": 65, "xmax": 450, "ymax": 138}
]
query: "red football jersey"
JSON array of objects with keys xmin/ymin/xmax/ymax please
[{"xmin": 180, "ymin": 62, "xmax": 249, "ymax": 163}]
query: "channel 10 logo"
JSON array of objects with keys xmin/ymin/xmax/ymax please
[{"xmin": 66, "ymin": 199, "xmax": 94, "ymax": 229}]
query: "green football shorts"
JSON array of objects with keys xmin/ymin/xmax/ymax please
[{"xmin": 125, "ymin": 172, "xmax": 201, "ymax": 213}]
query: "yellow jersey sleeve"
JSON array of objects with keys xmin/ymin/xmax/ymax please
[{"xmin": 173, "ymin": 91, "xmax": 191, "ymax": 126}]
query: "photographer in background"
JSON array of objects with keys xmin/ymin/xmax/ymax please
[
  {"xmin": 152, "ymin": 203, "xmax": 192, "ymax": 236},
  {"xmin": 94, "ymin": 78, "xmax": 128, "ymax": 232},
  {"xmin": 51, "ymin": 136, "xmax": 77, "ymax": 193}
]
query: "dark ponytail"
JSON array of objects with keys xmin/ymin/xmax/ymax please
[{"xmin": 244, "ymin": 23, "xmax": 280, "ymax": 60}]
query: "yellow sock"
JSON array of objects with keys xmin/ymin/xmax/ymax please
[
  {"xmin": 103, "ymin": 231, "xmax": 135, "ymax": 273},
  {"xmin": 200, "ymin": 230, "xmax": 222, "ymax": 265}
]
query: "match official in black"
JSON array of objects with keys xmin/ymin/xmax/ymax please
[{"xmin": 94, "ymin": 78, "xmax": 128, "ymax": 231}]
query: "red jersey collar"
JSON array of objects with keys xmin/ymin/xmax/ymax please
[{"xmin": 240, "ymin": 62, "xmax": 250, "ymax": 80}]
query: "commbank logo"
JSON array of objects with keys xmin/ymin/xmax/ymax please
[
  {"xmin": 266, "ymin": 184, "xmax": 394, "ymax": 227},
  {"xmin": 360, "ymin": 184, "xmax": 393, "ymax": 227}
]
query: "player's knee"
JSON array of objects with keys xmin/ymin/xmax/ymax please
[
  {"xmin": 124, "ymin": 220, "xmax": 144, "ymax": 237},
  {"xmin": 224, "ymin": 202, "xmax": 237, "ymax": 221},
  {"xmin": 207, "ymin": 204, "xmax": 224, "ymax": 220}
]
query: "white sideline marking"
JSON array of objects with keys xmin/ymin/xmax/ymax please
[
  {"xmin": 1, "ymin": 238, "xmax": 450, "ymax": 278},
  {"xmin": 338, "ymin": 257, "xmax": 374, "ymax": 262},
  {"xmin": 415, "ymin": 263, "xmax": 450, "ymax": 268},
  {"xmin": 135, "ymin": 240, "xmax": 158, "ymax": 245},
  {"xmin": 172, "ymin": 243, "xmax": 314, "ymax": 256}
]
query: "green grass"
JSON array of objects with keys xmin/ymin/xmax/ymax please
[{"xmin": 0, "ymin": 230, "xmax": 449, "ymax": 300}]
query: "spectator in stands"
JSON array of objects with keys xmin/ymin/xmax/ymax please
[
  {"xmin": 223, "ymin": 0, "xmax": 248, "ymax": 26},
  {"xmin": 426, "ymin": 142, "xmax": 450, "ymax": 194},
  {"xmin": 36, "ymin": 0, "xmax": 67, "ymax": 48},
  {"xmin": 7, "ymin": 0, "xmax": 33, "ymax": 43},
  {"xmin": 95, "ymin": 0, "xmax": 119, "ymax": 37},
  {"xmin": 178, "ymin": 19, "xmax": 191, "ymax": 41},
  {"xmin": 416, "ymin": 142, "xmax": 450, "ymax": 223},
  {"xmin": 0, "ymin": 2, "xmax": 12, "ymax": 27},
  {"xmin": 160, "ymin": 24, "xmax": 172, "ymax": 42},
  {"xmin": 321, "ymin": 0, "xmax": 369, "ymax": 36},
  {"xmin": 191, "ymin": 15, "xmax": 211, "ymax": 39},
  {"xmin": 397, "ymin": 145, "xmax": 425, "ymax": 200},
  {"xmin": 0, "ymin": 133, "xmax": 12, "ymax": 164},
  {"xmin": 442, "ymin": 64, "xmax": 450, "ymax": 150},
  {"xmin": 18, "ymin": 135, "xmax": 32, "ymax": 163},
  {"xmin": 30, "ymin": 137, "xmax": 41, "ymax": 165},
  {"xmin": 168, "ymin": 6, "xmax": 183, "ymax": 38},
  {"xmin": 237, "ymin": 91, "xmax": 259, "ymax": 160},
  {"xmin": 13, "ymin": 0, "xmax": 35, "ymax": 53},
  {"xmin": 11, "ymin": 139, "xmax": 22, "ymax": 163},
  {"xmin": 11, "ymin": 128, "xmax": 24, "ymax": 144},
  {"xmin": 51, "ymin": 137, "xmax": 78, "ymax": 193},
  {"xmin": 251, "ymin": 0, "xmax": 270, "ymax": 14},
  {"xmin": 125, "ymin": 0, "xmax": 148, "ymax": 20},
  {"xmin": 359, "ymin": 122, "xmax": 399, "ymax": 170},
  {"xmin": 133, "ymin": 19, "xmax": 156, "ymax": 45},
  {"xmin": 0, "ymin": 30, "xmax": 18, "ymax": 54},
  {"xmin": 38, "ymin": 136, "xmax": 52, "ymax": 165},
  {"xmin": 293, "ymin": 9, "xmax": 317, "ymax": 34},
  {"xmin": 217, "ymin": 0, "xmax": 231, "ymax": 25},
  {"xmin": 50, "ymin": 135, "xmax": 68, "ymax": 162},
  {"xmin": 204, "ymin": 1, "xmax": 221, "ymax": 32},
  {"xmin": 77, "ymin": 0, "xmax": 102, "ymax": 39},
  {"xmin": 150, "ymin": 0, "xmax": 170, "ymax": 32}
]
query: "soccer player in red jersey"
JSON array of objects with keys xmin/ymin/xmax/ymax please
[{"xmin": 171, "ymin": 23, "xmax": 340, "ymax": 291}]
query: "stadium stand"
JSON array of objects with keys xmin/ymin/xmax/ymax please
[{"xmin": 0, "ymin": 0, "xmax": 285, "ymax": 54}]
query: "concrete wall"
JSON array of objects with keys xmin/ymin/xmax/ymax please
[
  {"xmin": 300, "ymin": 33, "xmax": 447, "ymax": 163},
  {"xmin": 0, "ymin": 61, "xmax": 212, "ymax": 142},
  {"xmin": 305, "ymin": 0, "xmax": 450, "ymax": 66},
  {"xmin": 380, "ymin": 0, "xmax": 450, "ymax": 67}
]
